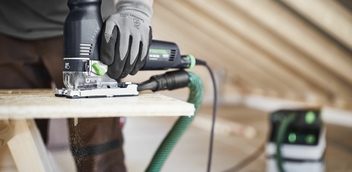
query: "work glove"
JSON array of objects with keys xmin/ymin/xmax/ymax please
[{"xmin": 100, "ymin": 0, "xmax": 153, "ymax": 79}]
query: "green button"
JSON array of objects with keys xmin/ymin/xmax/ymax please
[
  {"xmin": 305, "ymin": 111, "xmax": 316, "ymax": 124},
  {"xmin": 305, "ymin": 135, "xmax": 316, "ymax": 144},
  {"xmin": 92, "ymin": 63, "xmax": 106, "ymax": 76},
  {"xmin": 288, "ymin": 133, "xmax": 296, "ymax": 143}
]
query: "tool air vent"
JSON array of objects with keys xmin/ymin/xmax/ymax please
[
  {"xmin": 169, "ymin": 49, "xmax": 176, "ymax": 61},
  {"xmin": 80, "ymin": 44, "xmax": 92, "ymax": 56}
]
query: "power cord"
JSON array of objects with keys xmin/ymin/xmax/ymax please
[{"xmin": 196, "ymin": 59, "xmax": 218, "ymax": 172}]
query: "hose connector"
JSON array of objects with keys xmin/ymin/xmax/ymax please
[{"xmin": 137, "ymin": 70, "xmax": 189, "ymax": 92}]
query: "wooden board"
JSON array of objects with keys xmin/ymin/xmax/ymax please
[
  {"xmin": 7, "ymin": 119, "xmax": 53, "ymax": 172},
  {"xmin": 0, "ymin": 89, "xmax": 195, "ymax": 119}
]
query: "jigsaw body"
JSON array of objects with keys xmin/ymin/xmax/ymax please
[{"xmin": 56, "ymin": 0, "xmax": 195, "ymax": 98}]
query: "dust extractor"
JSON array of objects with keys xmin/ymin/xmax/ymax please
[{"xmin": 266, "ymin": 109, "xmax": 326, "ymax": 172}]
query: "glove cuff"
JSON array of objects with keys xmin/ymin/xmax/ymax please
[{"xmin": 116, "ymin": 0, "xmax": 153, "ymax": 19}]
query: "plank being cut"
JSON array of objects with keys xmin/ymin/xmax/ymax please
[{"xmin": 0, "ymin": 89, "xmax": 195, "ymax": 119}]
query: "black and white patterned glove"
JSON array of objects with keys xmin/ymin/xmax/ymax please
[{"xmin": 100, "ymin": 0, "xmax": 153, "ymax": 79}]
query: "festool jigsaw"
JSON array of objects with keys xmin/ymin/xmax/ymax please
[{"xmin": 55, "ymin": 0, "xmax": 195, "ymax": 98}]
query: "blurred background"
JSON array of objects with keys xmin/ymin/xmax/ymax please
[
  {"xmin": 122, "ymin": 0, "xmax": 352, "ymax": 171},
  {"xmin": 128, "ymin": 0, "xmax": 352, "ymax": 109}
]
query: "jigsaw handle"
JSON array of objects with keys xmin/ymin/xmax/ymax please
[{"xmin": 64, "ymin": 0, "xmax": 103, "ymax": 61}]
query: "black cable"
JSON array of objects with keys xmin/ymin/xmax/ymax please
[
  {"xmin": 223, "ymin": 143, "xmax": 265, "ymax": 172},
  {"xmin": 197, "ymin": 58, "xmax": 266, "ymax": 172},
  {"xmin": 196, "ymin": 59, "xmax": 218, "ymax": 172}
]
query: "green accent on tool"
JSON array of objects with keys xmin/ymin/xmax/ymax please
[
  {"xmin": 92, "ymin": 63, "xmax": 106, "ymax": 76},
  {"xmin": 305, "ymin": 111, "xmax": 316, "ymax": 124},
  {"xmin": 149, "ymin": 49, "xmax": 168, "ymax": 54},
  {"xmin": 187, "ymin": 54, "xmax": 196, "ymax": 69},
  {"xmin": 288, "ymin": 133, "xmax": 297, "ymax": 143},
  {"xmin": 305, "ymin": 134, "xmax": 316, "ymax": 144}
]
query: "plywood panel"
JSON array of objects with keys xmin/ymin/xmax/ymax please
[{"xmin": 0, "ymin": 90, "xmax": 194, "ymax": 119}]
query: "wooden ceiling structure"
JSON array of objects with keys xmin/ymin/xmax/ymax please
[{"xmin": 151, "ymin": 0, "xmax": 352, "ymax": 109}]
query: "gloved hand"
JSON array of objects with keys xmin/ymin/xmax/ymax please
[{"xmin": 100, "ymin": 0, "xmax": 153, "ymax": 79}]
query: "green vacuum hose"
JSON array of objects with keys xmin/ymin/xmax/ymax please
[
  {"xmin": 276, "ymin": 114, "xmax": 296, "ymax": 172},
  {"xmin": 145, "ymin": 72, "xmax": 204, "ymax": 172}
]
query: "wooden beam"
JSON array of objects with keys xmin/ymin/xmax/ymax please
[
  {"xmin": 231, "ymin": 0, "xmax": 352, "ymax": 86},
  {"xmin": 153, "ymin": 2, "xmax": 289, "ymax": 96},
  {"xmin": 0, "ymin": 120, "xmax": 13, "ymax": 148},
  {"xmin": 283, "ymin": 0, "xmax": 352, "ymax": 50},
  {"xmin": 0, "ymin": 145, "xmax": 17, "ymax": 171},
  {"xmin": 7, "ymin": 119, "xmax": 53, "ymax": 172},
  {"xmin": 152, "ymin": 21, "xmax": 260, "ymax": 91},
  {"xmin": 154, "ymin": 1, "xmax": 297, "ymax": 98},
  {"xmin": 173, "ymin": 0, "xmax": 323, "ymax": 100},
  {"xmin": 153, "ymin": 30, "xmax": 261, "ymax": 94},
  {"xmin": 204, "ymin": 1, "xmax": 352, "ymax": 103}
]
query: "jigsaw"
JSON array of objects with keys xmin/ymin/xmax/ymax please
[{"xmin": 55, "ymin": 0, "xmax": 195, "ymax": 98}]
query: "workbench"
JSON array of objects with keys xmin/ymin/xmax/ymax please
[{"xmin": 0, "ymin": 89, "xmax": 195, "ymax": 172}]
